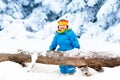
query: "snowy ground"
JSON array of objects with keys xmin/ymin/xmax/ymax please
[
  {"xmin": 0, "ymin": 61, "xmax": 120, "ymax": 80},
  {"xmin": 0, "ymin": 37, "xmax": 120, "ymax": 80}
]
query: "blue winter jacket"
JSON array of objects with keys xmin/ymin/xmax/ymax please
[{"xmin": 49, "ymin": 28, "xmax": 80, "ymax": 51}]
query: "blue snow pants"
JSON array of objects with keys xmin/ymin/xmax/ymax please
[{"xmin": 59, "ymin": 65, "xmax": 76, "ymax": 74}]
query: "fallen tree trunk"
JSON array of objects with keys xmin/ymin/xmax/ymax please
[{"xmin": 0, "ymin": 51, "xmax": 120, "ymax": 71}]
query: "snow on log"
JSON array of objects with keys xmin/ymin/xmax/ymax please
[{"xmin": 0, "ymin": 50, "xmax": 120, "ymax": 71}]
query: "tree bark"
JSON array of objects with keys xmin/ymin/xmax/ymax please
[{"xmin": 0, "ymin": 51, "xmax": 120, "ymax": 71}]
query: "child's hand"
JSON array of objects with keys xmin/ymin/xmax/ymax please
[{"xmin": 64, "ymin": 48, "xmax": 79, "ymax": 57}]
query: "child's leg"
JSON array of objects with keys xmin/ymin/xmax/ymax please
[
  {"xmin": 66, "ymin": 65, "xmax": 76, "ymax": 74},
  {"xmin": 59, "ymin": 65, "xmax": 67, "ymax": 74}
]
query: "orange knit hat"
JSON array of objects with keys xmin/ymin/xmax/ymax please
[{"xmin": 57, "ymin": 19, "xmax": 68, "ymax": 26}]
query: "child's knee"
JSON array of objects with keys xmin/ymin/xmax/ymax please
[
  {"xmin": 59, "ymin": 65, "xmax": 67, "ymax": 74},
  {"xmin": 66, "ymin": 65, "xmax": 76, "ymax": 74}
]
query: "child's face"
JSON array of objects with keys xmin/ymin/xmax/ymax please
[{"xmin": 58, "ymin": 25, "xmax": 68, "ymax": 31}]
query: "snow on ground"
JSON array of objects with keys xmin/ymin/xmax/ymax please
[
  {"xmin": 0, "ymin": 61, "xmax": 120, "ymax": 80},
  {"xmin": 0, "ymin": 26, "xmax": 120, "ymax": 80},
  {"xmin": 0, "ymin": 34, "xmax": 120, "ymax": 55},
  {"xmin": 0, "ymin": 37, "xmax": 120, "ymax": 80}
]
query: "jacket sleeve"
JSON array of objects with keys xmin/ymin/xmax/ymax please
[
  {"xmin": 70, "ymin": 31, "xmax": 80, "ymax": 49},
  {"xmin": 49, "ymin": 35, "xmax": 57, "ymax": 51}
]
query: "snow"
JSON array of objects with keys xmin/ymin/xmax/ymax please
[
  {"xmin": 0, "ymin": 29, "xmax": 120, "ymax": 80},
  {"xmin": 87, "ymin": 0, "xmax": 99, "ymax": 7},
  {"xmin": 0, "ymin": 61, "xmax": 120, "ymax": 80},
  {"xmin": 0, "ymin": 0, "xmax": 120, "ymax": 80},
  {"xmin": 42, "ymin": 0, "xmax": 63, "ymax": 14}
]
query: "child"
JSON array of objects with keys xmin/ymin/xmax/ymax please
[{"xmin": 49, "ymin": 19, "xmax": 80, "ymax": 75}]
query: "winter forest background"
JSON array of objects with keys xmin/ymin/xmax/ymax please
[{"xmin": 0, "ymin": 0, "xmax": 120, "ymax": 43}]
